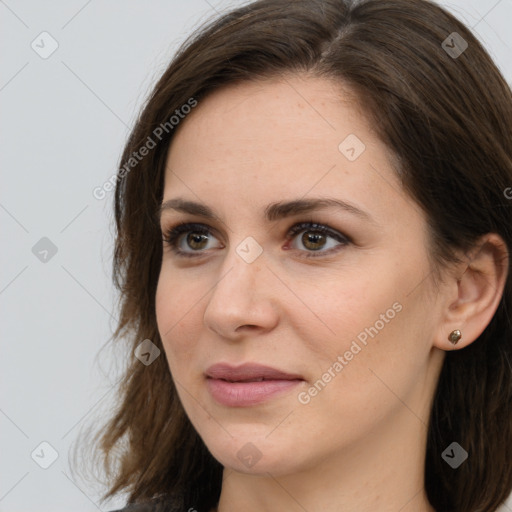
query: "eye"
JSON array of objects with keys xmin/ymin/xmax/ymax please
[
  {"xmin": 162, "ymin": 221, "xmax": 350, "ymax": 259},
  {"xmin": 162, "ymin": 222, "xmax": 222, "ymax": 258},
  {"xmin": 285, "ymin": 222, "xmax": 350, "ymax": 258}
]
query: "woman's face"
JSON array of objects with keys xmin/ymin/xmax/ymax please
[{"xmin": 156, "ymin": 74, "xmax": 447, "ymax": 477}]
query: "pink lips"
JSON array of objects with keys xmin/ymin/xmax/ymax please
[{"xmin": 205, "ymin": 363, "xmax": 304, "ymax": 407}]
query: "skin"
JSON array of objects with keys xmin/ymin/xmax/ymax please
[{"xmin": 155, "ymin": 74, "xmax": 507, "ymax": 512}]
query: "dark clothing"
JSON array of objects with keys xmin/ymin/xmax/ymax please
[{"xmin": 109, "ymin": 495, "xmax": 189, "ymax": 512}]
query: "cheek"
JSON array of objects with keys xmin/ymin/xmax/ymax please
[
  {"xmin": 155, "ymin": 273, "xmax": 196, "ymax": 359},
  {"xmin": 296, "ymin": 268, "xmax": 397, "ymax": 353},
  {"xmin": 320, "ymin": 294, "xmax": 434, "ymax": 414},
  {"xmin": 299, "ymin": 255, "xmax": 430, "ymax": 380}
]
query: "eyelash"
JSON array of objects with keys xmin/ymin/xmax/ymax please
[{"xmin": 162, "ymin": 221, "xmax": 351, "ymax": 260}]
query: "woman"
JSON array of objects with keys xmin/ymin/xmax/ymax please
[{"xmin": 86, "ymin": 0, "xmax": 512, "ymax": 510}]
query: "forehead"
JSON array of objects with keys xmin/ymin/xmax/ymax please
[
  {"xmin": 162, "ymin": 74, "xmax": 413, "ymax": 224},
  {"xmin": 168, "ymin": 74, "xmax": 365, "ymax": 159}
]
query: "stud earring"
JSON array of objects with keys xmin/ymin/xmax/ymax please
[{"xmin": 448, "ymin": 329, "xmax": 462, "ymax": 345}]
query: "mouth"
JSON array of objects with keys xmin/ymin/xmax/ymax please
[
  {"xmin": 216, "ymin": 377, "xmax": 274, "ymax": 382},
  {"xmin": 205, "ymin": 362, "xmax": 304, "ymax": 381},
  {"xmin": 205, "ymin": 363, "xmax": 305, "ymax": 407}
]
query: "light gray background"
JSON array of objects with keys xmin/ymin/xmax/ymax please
[{"xmin": 1, "ymin": 1, "xmax": 511, "ymax": 510}]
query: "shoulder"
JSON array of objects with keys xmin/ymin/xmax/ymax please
[{"xmin": 108, "ymin": 495, "xmax": 184, "ymax": 512}]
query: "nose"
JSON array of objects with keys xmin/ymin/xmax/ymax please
[{"xmin": 203, "ymin": 248, "xmax": 280, "ymax": 340}]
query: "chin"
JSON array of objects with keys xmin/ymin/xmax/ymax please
[{"xmin": 201, "ymin": 430, "xmax": 302, "ymax": 476}]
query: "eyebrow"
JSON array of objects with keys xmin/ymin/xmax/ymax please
[{"xmin": 158, "ymin": 197, "xmax": 375, "ymax": 224}]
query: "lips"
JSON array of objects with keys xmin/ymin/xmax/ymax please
[
  {"xmin": 205, "ymin": 363, "xmax": 304, "ymax": 407},
  {"xmin": 205, "ymin": 363, "xmax": 304, "ymax": 382}
]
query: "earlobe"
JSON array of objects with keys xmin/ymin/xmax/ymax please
[{"xmin": 435, "ymin": 233, "xmax": 509, "ymax": 352}]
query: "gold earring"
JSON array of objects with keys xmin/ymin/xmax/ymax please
[{"xmin": 448, "ymin": 329, "xmax": 462, "ymax": 345}]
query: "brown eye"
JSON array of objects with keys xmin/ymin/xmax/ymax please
[
  {"xmin": 287, "ymin": 222, "xmax": 350, "ymax": 258},
  {"xmin": 301, "ymin": 232, "xmax": 327, "ymax": 251},
  {"xmin": 163, "ymin": 223, "xmax": 222, "ymax": 257},
  {"xmin": 186, "ymin": 232, "xmax": 209, "ymax": 250}
]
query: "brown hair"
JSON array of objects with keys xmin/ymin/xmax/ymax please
[{"xmin": 81, "ymin": 1, "xmax": 512, "ymax": 510}]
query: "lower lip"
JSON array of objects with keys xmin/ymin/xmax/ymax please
[{"xmin": 206, "ymin": 378, "xmax": 302, "ymax": 407}]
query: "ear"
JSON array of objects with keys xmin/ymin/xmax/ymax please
[{"xmin": 433, "ymin": 233, "xmax": 509, "ymax": 351}]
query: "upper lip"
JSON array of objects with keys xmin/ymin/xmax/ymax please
[{"xmin": 205, "ymin": 363, "xmax": 304, "ymax": 382}]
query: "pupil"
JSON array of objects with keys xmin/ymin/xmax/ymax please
[
  {"xmin": 302, "ymin": 232, "xmax": 325, "ymax": 250},
  {"xmin": 188, "ymin": 233, "xmax": 207, "ymax": 249}
]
